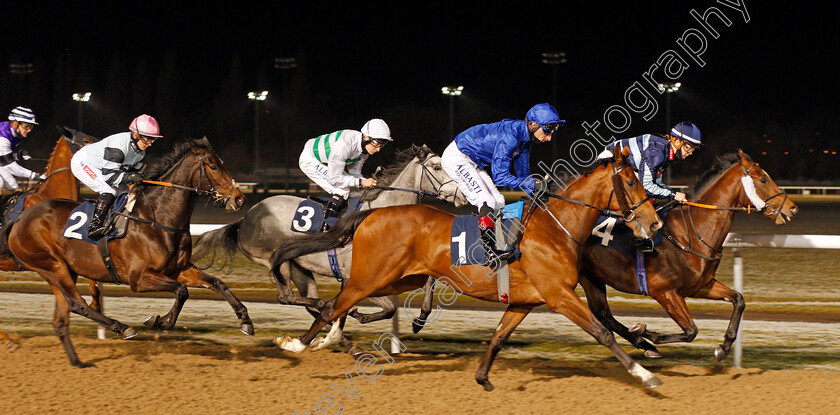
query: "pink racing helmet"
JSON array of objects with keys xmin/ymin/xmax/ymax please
[{"xmin": 129, "ymin": 114, "xmax": 163, "ymax": 138}]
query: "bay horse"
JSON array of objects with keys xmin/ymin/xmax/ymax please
[
  {"xmin": 0, "ymin": 135, "xmax": 91, "ymax": 347},
  {"xmin": 578, "ymin": 150, "xmax": 798, "ymax": 361},
  {"xmin": 192, "ymin": 145, "xmax": 465, "ymax": 335},
  {"xmin": 0, "ymin": 137, "xmax": 248, "ymax": 367},
  {"xmin": 272, "ymin": 146, "xmax": 667, "ymax": 390}
]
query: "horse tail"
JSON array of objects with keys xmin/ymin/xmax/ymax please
[
  {"xmin": 192, "ymin": 219, "xmax": 242, "ymax": 273},
  {"xmin": 0, "ymin": 222, "xmax": 14, "ymax": 260},
  {"xmin": 269, "ymin": 209, "xmax": 376, "ymax": 278}
]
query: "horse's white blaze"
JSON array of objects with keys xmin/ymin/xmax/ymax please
[
  {"xmin": 274, "ymin": 336, "xmax": 307, "ymax": 353},
  {"xmin": 629, "ymin": 362, "xmax": 656, "ymax": 383}
]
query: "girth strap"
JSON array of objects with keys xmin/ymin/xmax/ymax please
[{"xmin": 98, "ymin": 238, "xmax": 122, "ymax": 285}]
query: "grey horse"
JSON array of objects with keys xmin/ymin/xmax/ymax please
[{"xmin": 193, "ymin": 145, "xmax": 466, "ymax": 347}]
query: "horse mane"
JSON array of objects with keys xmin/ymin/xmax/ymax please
[
  {"xmin": 549, "ymin": 157, "xmax": 612, "ymax": 193},
  {"xmin": 689, "ymin": 152, "xmax": 748, "ymax": 197},
  {"xmin": 143, "ymin": 139, "xmax": 213, "ymax": 180},
  {"xmin": 361, "ymin": 145, "xmax": 434, "ymax": 201}
]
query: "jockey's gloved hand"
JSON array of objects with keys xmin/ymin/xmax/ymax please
[
  {"xmin": 14, "ymin": 150, "xmax": 31, "ymax": 161},
  {"xmin": 124, "ymin": 172, "xmax": 144, "ymax": 185},
  {"xmin": 532, "ymin": 178, "xmax": 549, "ymax": 195}
]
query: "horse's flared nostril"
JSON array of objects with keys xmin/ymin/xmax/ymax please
[
  {"xmin": 651, "ymin": 221, "xmax": 663, "ymax": 233},
  {"xmin": 790, "ymin": 205, "xmax": 799, "ymax": 216}
]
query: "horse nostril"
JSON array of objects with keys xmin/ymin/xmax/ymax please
[
  {"xmin": 790, "ymin": 205, "xmax": 799, "ymax": 216},
  {"xmin": 651, "ymin": 221, "xmax": 662, "ymax": 232}
]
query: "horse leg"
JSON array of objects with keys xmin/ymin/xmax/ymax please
[
  {"xmin": 411, "ymin": 277, "xmax": 435, "ymax": 334},
  {"xmin": 632, "ymin": 289, "xmax": 699, "ymax": 347},
  {"xmin": 47, "ymin": 272, "xmax": 135, "ymax": 338},
  {"xmin": 88, "ymin": 280, "xmax": 103, "ymax": 312},
  {"xmin": 475, "ymin": 305, "xmax": 533, "ymax": 392},
  {"xmin": 693, "ymin": 279, "xmax": 745, "ymax": 361},
  {"xmin": 310, "ymin": 312, "xmax": 350, "ymax": 351},
  {"xmin": 135, "ymin": 273, "xmax": 190, "ymax": 331},
  {"xmin": 176, "ymin": 265, "xmax": 254, "ymax": 336},
  {"xmin": 349, "ymin": 295, "xmax": 396, "ymax": 324},
  {"xmin": 49, "ymin": 285, "xmax": 92, "ymax": 368},
  {"xmin": 274, "ymin": 282, "xmax": 372, "ymax": 353},
  {"xmin": 271, "ymin": 261, "xmax": 325, "ymax": 309},
  {"xmin": 545, "ymin": 285, "xmax": 662, "ymax": 388},
  {"xmin": 578, "ymin": 273, "xmax": 661, "ymax": 358}
]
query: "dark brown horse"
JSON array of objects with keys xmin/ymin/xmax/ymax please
[
  {"xmin": 271, "ymin": 146, "xmax": 667, "ymax": 390},
  {"xmin": 0, "ymin": 138, "xmax": 248, "ymax": 367},
  {"xmin": 579, "ymin": 150, "xmax": 798, "ymax": 360}
]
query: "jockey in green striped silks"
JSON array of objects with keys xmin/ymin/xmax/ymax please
[{"xmin": 298, "ymin": 119, "xmax": 392, "ymax": 231}]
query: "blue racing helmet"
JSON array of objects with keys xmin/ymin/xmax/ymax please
[
  {"xmin": 671, "ymin": 122, "xmax": 701, "ymax": 145},
  {"xmin": 526, "ymin": 103, "xmax": 563, "ymax": 125}
]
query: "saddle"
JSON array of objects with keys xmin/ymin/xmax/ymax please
[
  {"xmin": 0, "ymin": 191, "xmax": 26, "ymax": 226},
  {"xmin": 290, "ymin": 196, "xmax": 361, "ymax": 233},
  {"xmin": 62, "ymin": 191, "xmax": 135, "ymax": 245}
]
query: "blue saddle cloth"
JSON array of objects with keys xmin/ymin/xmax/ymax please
[
  {"xmin": 450, "ymin": 214, "xmax": 523, "ymax": 266},
  {"xmin": 587, "ymin": 215, "xmax": 664, "ymax": 257},
  {"xmin": 290, "ymin": 196, "xmax": 361, "ymax": 233},
  {"xmin": 62, "ymin": 193, "xmax": 130, "ymax": 245},
  {"xmin": 3, "ymin": 193, "xmax": 27, "ymax": 224}
]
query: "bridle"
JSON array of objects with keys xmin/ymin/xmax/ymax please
[
  {"xmin": 541, "ymin": 160, "xmax": 649, "ymax": 245},
  {"xmin": 664, "ymin": 160, "xmax": 789, "ymax": 261},
  {"xmin": 125, "ymin": 148, "xmax": 240, "ymax": 232},
  {"xmin": 369, "ymin": 153, "xmax": 460, "ymax": 204}
]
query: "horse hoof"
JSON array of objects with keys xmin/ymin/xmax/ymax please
[
  {"xmin": 644, "ymin": 350, "xmax": 662, "ymax": 359},
  {"xmin": 273, "ymin": 336, "xmax": 307, "ymax": 353},
  {"xmin": 144, "ymin": 315, "xmax": 161, "ymax": 328},
  {"xmin": 412, "ymin": 319, "xmax": 425, "ymax": 334},
  {"xmin": 122, "ymin": 327, "xmax": 139, "ymax": 340},
  {"xmin": 476, "ymin": 378, "xmax": 495, "ymax": 392},
  {"xmin": 240, "ymin": 323, "xmax": 255, "ymax": 336},
  {"xmin": 714, "ymin": 345, "xmax": 728, "ymax": 362},
  {"xmin": 6, "ymin": 341, "xmax": 19, "ymax": 351},
  {"xmin": 629, "ymin": 323, "xmax": 647, "ymax": 335},
  {"xmin": 347, "ymin": 346, "xmax": 364, "ymax": 356},
  {"xmin": 73, "ymin": 361, "xmax": 96, "ymax": 369},
  {"xmin": 310, "ymin": 337, "xmax": 328, "ymax": 351},
  {"xmin": 643, "ymin": 375, "xmax": 664, "ymax": 389}
]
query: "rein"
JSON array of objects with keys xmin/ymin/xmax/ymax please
[
  {"xmin": 664, "ymin": 160, "xmax": 787, "ymax": 261},
  {"xmin": 540, "ymin": 162, "xmax": 642, "ymax": 245}
]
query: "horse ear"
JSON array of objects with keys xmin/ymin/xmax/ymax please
[{"xmin": 612, "ymin": 145, "xmax": 627, "ymax": 163}]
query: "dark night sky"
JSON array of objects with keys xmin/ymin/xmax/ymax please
[{"xmin": 2, "ymin": 1, "xmax": 838, "ymax": 180}]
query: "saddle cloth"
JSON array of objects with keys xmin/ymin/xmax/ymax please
[
  {"xmin": 62, "ymin": 192, "xmax": 132, "ymax": 245},
  {"xmin": 290, "ymin": 196, "xmax": 361, "ymax": 233}
]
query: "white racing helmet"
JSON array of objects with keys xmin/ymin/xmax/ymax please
[
  {"xmin": 8, "ymin": 106, "xmax": 38, "ymax": 125},
  {"xmin": 361, "ymin": 118, "xmax": 392, "ymax": 141}
]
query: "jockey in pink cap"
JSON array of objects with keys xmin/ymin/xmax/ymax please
[{"xmin": 70, "ymin": 114, "xmax": 163, "ymax": 239}]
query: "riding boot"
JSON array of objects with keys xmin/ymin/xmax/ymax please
[
  {"xmin": 88, "ymin": 193, "xmax": 116, "ymax": 240},
  {"xmin": 320, "ymin": 194, "xmax": 346, "ymax": 232},
  {"xmin": 479, "ymin": 215, "xmax": 514, "ymax": 265}
]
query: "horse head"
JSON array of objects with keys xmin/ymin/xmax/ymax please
[
  {"xmin": 411, "ymin": 144, "xmax": 468, "ymax": 207},
  {"xmin": 611, "ymin": 145, "xmax": 663, "ymax": 239},
  {"xmin": 735, "ymin": 149, "xmax": 797, "ymax": 224},
  {"xmin": 188, "ymin": 137, "xmax": 245, "ymax": 211}
]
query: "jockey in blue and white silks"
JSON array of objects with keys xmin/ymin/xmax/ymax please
[
  {"xmin": 298, "ymin": 118, "xmax": 392, "ymax": 230},
  {"xmin": 71, "ymin": 114, "xmax": 163, "ymax": 239},
  {"xmin": 0, "ymin": 106, "xmax": 44, "ymax": 191},
  {"xmin": 599, "ymin": 122, "xmax": 702, "ymax": 202},
  {"xmin": 441, "ymin": 103, "xmax": 563, "ymax": 259}
]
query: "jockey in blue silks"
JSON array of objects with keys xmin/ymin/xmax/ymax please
[
  {"xmin": 600, "ymin": 122, "xmax": 702, "ymax": 202},
  {"xmin": 441, "ymin": 103, "xmax": 563, "ymax": 260},
  {"xmin": 598, "ymin": 122, "xmax": 702, "ymax": 251}
]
